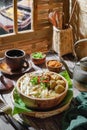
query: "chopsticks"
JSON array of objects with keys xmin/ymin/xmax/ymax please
[
  {"xmin": 4, "ymin": 114, "xmax": 30, "ymax": 130},
  {"xmin": 48, "ymin": 0, "xmax": 77, "ymax": 29},
  {"xmin": 48, "ymin": 10, "xmax": 63, "ymax": 29}
]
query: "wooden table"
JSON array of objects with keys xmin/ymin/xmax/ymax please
[{"xmin": 0, "ymin": 52, "xmax": 79, "ymax": 130}]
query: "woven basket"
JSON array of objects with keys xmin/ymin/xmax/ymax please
[{"xmin": 52, "ymin": 25, "xmax": 74, "ymax": 56}]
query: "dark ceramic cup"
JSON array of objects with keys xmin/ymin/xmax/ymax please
[{"xmin": 5, "ymin": 49, "xmax": 28, "ymax": 71}]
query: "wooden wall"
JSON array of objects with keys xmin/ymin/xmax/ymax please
[{"xmin": 0, "ymin": 0, "xmax": 69, "ymax": 57}]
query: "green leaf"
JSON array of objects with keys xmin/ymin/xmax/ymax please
[
  {"xmin": 30, "ymin": 76, "xmax": 38, "ymax": 85},
  {"xmin": 12, "ymin": 88, "xmax": 32, "ymax": 115},
  {"xmin": 60, "ymin": 70, "xmax": 72, "ymax": 89},
  {"xmin": 58, "ymin": 89, "xmax": 73, "ymax": 107},
  {"xmin": 12, "ymin": 102, "xmax": 32, "ymax": 115}
]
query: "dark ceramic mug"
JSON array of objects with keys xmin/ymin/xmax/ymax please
[{"xmin": 4, "ymin": 49, "xmax": 28, "ymax": 71}]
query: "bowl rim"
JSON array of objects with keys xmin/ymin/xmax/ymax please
[
  {"xmin": 16, "ymin": 71, "xmax": 68, "ymax": 101},
  {"xmin": 46, "ymin": 60, "xmax": 63, "ymax": 69}
]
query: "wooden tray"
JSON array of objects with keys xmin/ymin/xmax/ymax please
[{"xmin": 21, "ymin": 100, "xmax": 71, "ymax": 118}]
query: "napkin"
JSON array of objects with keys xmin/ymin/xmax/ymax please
[{"xmin": 62, "ymin": 92, "xmax": 87, "ymax": 130}]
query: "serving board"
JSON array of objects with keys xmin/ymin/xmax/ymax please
[{"xmin": 21, "ymin": 100, "xmax": 71, "ymax": 118}]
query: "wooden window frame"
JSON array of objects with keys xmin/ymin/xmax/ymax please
[{"xmin": 0, "ymin": 0, "xmax": 69, "ymax": 55}]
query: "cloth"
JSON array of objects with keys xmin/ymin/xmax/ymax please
[
  {"xmin": 71, "ymin": 0, "xmax": 87, "ymax": 41},
  {"xmin": 62, "ymin": 92, "xmax": 87, "ymax": 130}
]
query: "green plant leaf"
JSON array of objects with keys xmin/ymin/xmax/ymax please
[
  {"xmin": 12, "ymin": 88, "xmax": 32, "ymax": 115},
  {"xmin": 60, "ymin": 70, "xmax": 72, "ymax": 89}
]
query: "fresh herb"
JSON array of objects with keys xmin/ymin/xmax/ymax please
[
  {"xmin": 40, "ymin": 82, "xmax": 50, "ymax": 89},
  {"xmin": 30, "ymin": 76, "xmax": 38, "ymax": 85},
  {"xmin": 39, "ymin": 77, "xmax": 50, "ymax": 88},
  {"xmin": 30, "ymin": 76, "xmax": 50, "ymax": 88},
  {"xmin": 32, "ymin": 52, "xmax": 44, "ymax": 59}
]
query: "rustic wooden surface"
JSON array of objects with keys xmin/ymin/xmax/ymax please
[{"xmin": 0, "ymin": 52, "xmax": 79, "ymax": 130}]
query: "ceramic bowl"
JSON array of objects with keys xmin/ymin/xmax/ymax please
[
  {"xmin": 46, "ymin": 60, "xmax": 63, "ymax": 73},
  {"xmin": 16, "ymin": 71, "xmax": 68, "ymax": 110},
  {"xmin": 31, "ymin": 52, "xmax": 46, "ymax": 65}
]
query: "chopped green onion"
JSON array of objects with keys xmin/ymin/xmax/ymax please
[{"xmin": 32, "ymin": 52, "xmax": 43, "ymax": 59}]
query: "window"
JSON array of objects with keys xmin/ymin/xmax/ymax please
[
  {"xmin": 0, "ymin": 0, "xmax": 33, "ymax": 35},
  {"xmin": 0, "ymin": 0, "xmax": 68, "ymax": 55}
]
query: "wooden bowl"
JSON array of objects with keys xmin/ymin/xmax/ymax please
[
  {"xmin": 46, "ymin": 60, "xmax": 63, "ymax": 73},
  {"xmin": 31, "ymin": 52, "xmax": 46, "ymax": 65},
  {"xmin": 16, "ymin": 71, "xmax": 68, "ymax": 110}
]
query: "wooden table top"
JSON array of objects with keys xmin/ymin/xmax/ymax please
[{"xmin": 0, "ymin": 52, "xmax": 79, "ymax": 130}]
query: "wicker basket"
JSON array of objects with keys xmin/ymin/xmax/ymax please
[{"xmin": 52, "ymin": 25, "xmax": 74, "ymax": 56}]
